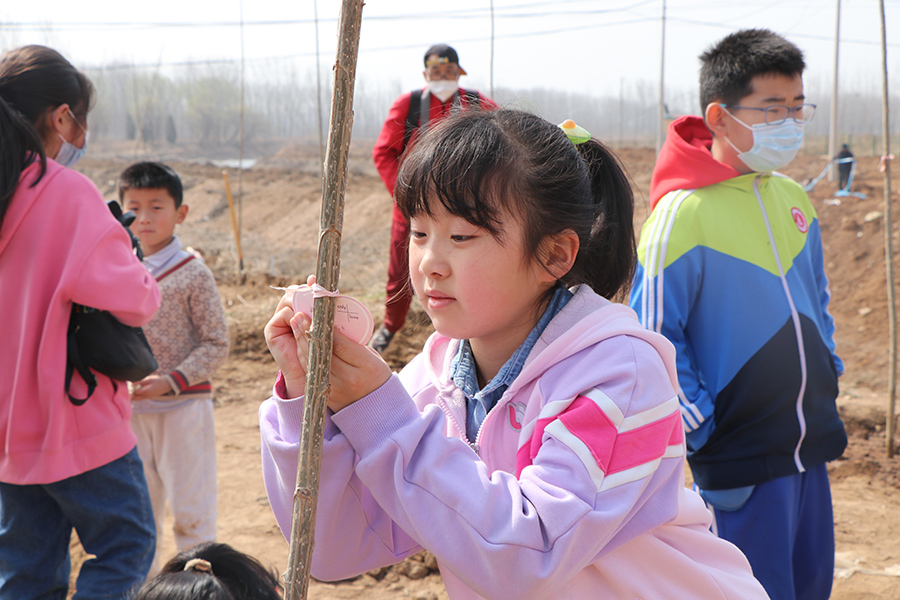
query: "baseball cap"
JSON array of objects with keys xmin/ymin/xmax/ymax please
[{"xmin": 424, "ymin": 44, "xmax": 467, "ymax": 75}]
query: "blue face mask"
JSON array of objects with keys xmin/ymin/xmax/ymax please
[
  {"xmin": 721, "ymin": 107, "xmax": 804, "ymax": 172},
  {"xmin": 54, "ymin": 111, "xmax": 89, "ymax": 168}
]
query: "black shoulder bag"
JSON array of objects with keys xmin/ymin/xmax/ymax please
[{"xmin": 65, "ymin": 201, "xmax": 158, "ymax": 405}]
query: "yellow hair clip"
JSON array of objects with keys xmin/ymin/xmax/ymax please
[{"xmin": 558, "ymin": 119, "xmax": 590, "ymax": 145}]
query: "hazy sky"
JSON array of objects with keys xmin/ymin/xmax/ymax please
[{"xmin": 1, "ymin": 0, "xmax": 898, "ymax": 111}]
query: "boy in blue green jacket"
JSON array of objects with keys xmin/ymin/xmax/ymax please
[{"xmin": 629, "ymin": 29, "xmax": 846, "ymax": 600}]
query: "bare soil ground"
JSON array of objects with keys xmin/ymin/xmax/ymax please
[{"xmin": 71, "ymin": 139, "xmax": 900, "ymax": 599}]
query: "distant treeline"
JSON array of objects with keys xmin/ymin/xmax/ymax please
[{"xmin": 83, "ymin": 63, "xmax": 900, "ymax": 155}]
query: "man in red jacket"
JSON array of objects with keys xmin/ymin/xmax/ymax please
[{"xmin": 371, "ymin": 44, "xmax": 497, "ymax": 354}]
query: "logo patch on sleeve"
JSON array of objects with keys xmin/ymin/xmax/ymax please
[{"xmin": 791, "ymin": 207, "xmax": 808, "ymax": 233}]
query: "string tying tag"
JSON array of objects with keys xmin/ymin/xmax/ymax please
[
  {"xmin": 309, "ymin": 283, "xmax": 341, "ymax": 298},
  {"xmin": 270, "ymin": 284, "xmax": 341, "ymax": 298}
]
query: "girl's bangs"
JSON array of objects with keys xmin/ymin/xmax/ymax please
[{"xmin": 396, "ymin": 120, "xmax": 510, "ymax": 235}]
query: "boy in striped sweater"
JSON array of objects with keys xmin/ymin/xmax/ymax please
[{"xmin": 121, "ymin": 162, "xmax": 230, "ymax": 573}]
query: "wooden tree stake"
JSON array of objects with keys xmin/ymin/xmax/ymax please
[
  {"xmin": 878, "ymin": 0, "xmax": 896, "ymax": 457},
  {"xmin": 281, "ymin": 1, "xmax": 364, "ymax": 598},
  {"xmin": 222, "ymin": 170, "xmax": 245, "ymax": 282}
]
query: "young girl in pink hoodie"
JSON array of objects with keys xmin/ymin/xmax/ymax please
[
  {"xmin": 260, "ymin": 109, "xmax": 769, "ymax": 599},
  {"xmin": 0, "ymin": 46, "xmax": 159, "ymax": 597}
]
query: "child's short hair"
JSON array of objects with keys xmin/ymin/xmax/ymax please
[
  {"xmin": 133, "ymin": 542, "xmax": 282, "ymax": 600},
  {"xmin": 395, "ymin": 109, "xmax": 635, "ymax": 301},
  {"xmin": 699, "ymin": 29, "xmax": 805, "ymax": 113},
  {"xmin": 118, "ymin": 161, "xmax": 184, "ymax": 207}
]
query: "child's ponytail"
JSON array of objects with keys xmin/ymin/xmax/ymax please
[
  {"xmin": 569, "ymin": 138, "xmax": 636, "ymax": 301},
  {"xmin": 134, "ymin": 542, "xmax": 282, "ymax": 600},
  {"xmin": 0, "ymin": 92, "xmax": 46, "ymax": 226}
]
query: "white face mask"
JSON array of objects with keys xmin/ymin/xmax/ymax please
[
  {"xmin": 722, "ymin": 107, "xmax": 804, "ymax": 172},
  {"xmin": 54, "ymin": 110, "xmax": 89, "ymax": 168},
  {"xmin": 427, "ymin": 80, "xmax": 459, "ymax": 103},
  {"xmin": 55, "ymin": 130, "xmax": 89, "ymax": 168}
]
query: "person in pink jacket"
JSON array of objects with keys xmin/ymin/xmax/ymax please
[
  {"xmin": 0, "ymin": 46, "xmax": 160, "ymax": 598},
  {"xmin": 260, "ymin": 110, "xmax": 769, "ymax": 599}
]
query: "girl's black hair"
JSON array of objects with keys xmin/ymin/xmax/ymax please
[
  {"xmin": 132, "ymin": 542, "xmax": 282, "ymax": 600},
  {"xmin": 394, "ymin": 108, "xmax": 635, "ymax": 301},
  {"xmin": 0, "ymin": 45, "xmax": 94, "ymax": 226}
]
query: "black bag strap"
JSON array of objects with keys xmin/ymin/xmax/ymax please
[
  {"xmin": 64, "ymin": 201, "xmax": 144, "ymax": 406},
  {"xmin": 402, "ymin": 89, "xmax": 481, "ymax": 153},
  {"xmin": 108, "ymin": 200, "xmax": 144, "ymax": 260},
  {"xmin": 402, "ymin": 89, "xmax": 423, "ymax": 153},
  {"xmin": 463, "ymin": 90, "xmax": 481, "ymax": 108},
  {"xmin": 65, "ymin": 305, "xmax": 98, "ymax": 406}
]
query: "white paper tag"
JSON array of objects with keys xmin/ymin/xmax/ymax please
[{"xmin": 291, "ymin": 285, "xmax": 374, "ymax": 345}]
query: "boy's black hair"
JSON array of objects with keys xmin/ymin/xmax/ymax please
[
  {"xmin": 699, "ymin": 29, "xmax": 805, "ymax": 113},
  {"xmin": 118, "ymin": 161, "xmax": 184, "ymax": 207}
]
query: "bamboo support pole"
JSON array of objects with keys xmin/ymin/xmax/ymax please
[
  {"xmin": 281, "ymin": 1, "xmax": 364, "ymax": 598},
  {"xmin": 878, "ymin": 0, "xmax": 896, "ymax": 457},
  {"xmin": 222, "ymin": 170, "xmax": 244, "ymax": 281}
]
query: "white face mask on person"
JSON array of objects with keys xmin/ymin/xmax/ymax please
[
  {"xmin": 427, "ymin": 80, "xmax": 459, "ymax": 103},
  {"xmin": 721, "ymin": 107, "xmax": 804, "ymax": 172},
  {"xmin": 54, "ymin": 110, "xmax": 89, "ymax": 168}
]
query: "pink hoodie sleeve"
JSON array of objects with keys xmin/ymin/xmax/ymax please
[
  {"xmin": 64, "ymin": 172, "xmax": 159, "ymax": 326},
  {"xmin": 259, "ymin": 373, "xmax": 424, "ymax": 577}
]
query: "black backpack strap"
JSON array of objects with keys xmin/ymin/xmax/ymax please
[
  {"xmin": 66, "ymin": 305, "xmax": 97, "ymax": 406},
  {"xmin": 403, "ymin": 89, "xmax": 479, "ymax": 152},
  {"xmin": 463, "ymin": 90, "xmax": 481, "ymax": 108},
  {"xmin": 402, "ymin": 89, "xmax": 423, "ymax": 153}
]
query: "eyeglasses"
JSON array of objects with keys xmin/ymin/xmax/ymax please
[{"xmin": 721, "ymin": 103, "xmax": 816, "ymax": 125}]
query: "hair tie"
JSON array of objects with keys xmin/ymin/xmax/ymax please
[
  {"xmin": 184, "ymin": 558, "xmax": 213, "ymax": 573},
  {"xmin": 558, "ymin": 119, "xmax": 591, "ymax": 145}
]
